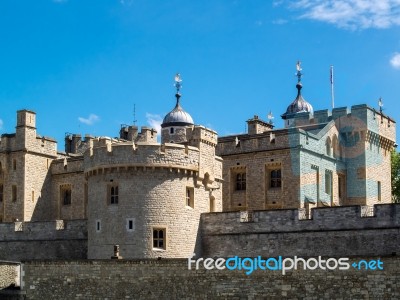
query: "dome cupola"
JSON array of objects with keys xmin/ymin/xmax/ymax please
[
  {"xmin": 281, "ymin": 61, "xmax": 313, "ymax": 120},
  {"xmin": 161, "ymin": 73, "xmax": 194, "ymax": 128}
]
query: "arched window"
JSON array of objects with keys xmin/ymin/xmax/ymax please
[
  {"xmin": 326, "ymin": 137, "xmax": 331, "ymax": 156},
  {"xmin": 332, "ymin": 135, "xmax": 338, "ymax": 159}
]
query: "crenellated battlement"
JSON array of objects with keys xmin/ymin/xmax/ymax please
[
  {"xmin": 189, "ymin": 126, "xmax": 218, "ymax": 146},
  {"xmin": 289, "ymin": 105, "xmax": 396, "ymax": 141},
  {"xmin": 201, "ymin": 204, "xmax": 400, "ymax": 258},
  {"xmin": 202, "ymin": 204, "xmax": 400, "ymax": 235},
  {"xmin": 51, "ymin": 157, "xmax": 84, "ymax": 175},
  {"xmin": 84, "ymin": 139, "xmax": 201, "ymax": 176},
  {"xmin": 0, "ymin": 219, "xmax": 87, "ymax": 240}
]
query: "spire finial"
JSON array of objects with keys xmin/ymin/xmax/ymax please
[
  {"xmin": 296, "ymin": 61, "xmax": 303, "ymax": 83},
  {"xmin": 267, "ymin": 110, "xmax": 274, "ymax": 124},
  {"xmin": 174, "ymin": 73, "xmax": 182, "ymax": 105}
]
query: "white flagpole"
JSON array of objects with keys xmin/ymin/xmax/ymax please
[{"xmin": 330, "ymin": 65, "xmax": 335, "ymax": 108}]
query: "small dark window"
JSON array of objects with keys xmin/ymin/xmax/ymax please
[
  {"xmin": 128, "ymin": 220, "xmax": 133, "ymax": 230},
  {"xmin": 12, "ymin": 185, "xmax": 17, "ymax": 202},
  {"xmin": 186, "ymin": 187, "xmax": 194, "ymax": 208},
  {"xmin": 378, "ymin": 181, "xmax": 381, "ymax": 202},
  {"xmin": 0, "ymin": 184, "xmax": 3, "ymax": 202},
  {"xmin": 61, "ymin": 186, "xmax": 72, "ymax": 205},
  {"xmin": 270, "ymin": 169, "xmax": 282, "ymax": 188},
  {"xmin": 96, "ymin": 221, "xmax": 101, "ymax": 232},
  {"xmin": 236, "ymin": 173, "xmax": 246, "ymax": 191},
  {"xmin": 153, "ymin": 229, "xmax": 165, "ymax": 249},
  {"xmin": 170, "ymin": 127, "xmax": 174, "ymax": 134},
  {"xmin": 12, "ymin": 159, "xmax": 16, "ymax": 171}
]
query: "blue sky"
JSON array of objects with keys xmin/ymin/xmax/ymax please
[{"xmin": 1, "ymin": 0, "xmax": 400, "ymax": 146}]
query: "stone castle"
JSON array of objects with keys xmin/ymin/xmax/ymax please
[{"xmin": 0, "ymin": 67, "xmax": 397, "ymax": 262}]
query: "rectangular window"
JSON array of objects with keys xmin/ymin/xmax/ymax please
[
  {"xmin": 378, "ymin": 181, "xmax": 381, "ymax": 202},
  {"xmin": 126, "ymin": 218, "xmax": 134, "ymax": 231},
  {"xmin": 325, "ymin": 171, "xmax": 332, "ymax": 195},
  {"xmin": 0, "ymin": 184, "xmax": 3, "ymax": 202},
  {"xmin": 186, "ymin": 187, "xmax": 194, "ymax": 208},
  {"xmin": 270, "ymin": 169, "xmax": 282, "ymax": 188},
  {"xmin": 96, "ymin": 220, "xmax": 101, "ymax": 232},
  {"xmin": 12, "ymin": 159, "xmax": 16, "ymax": 171},
  {"xmin": 236, "ymin": 172, "xmax": 246, "ymax": 191},
  {"xmin": 153, "ymin": 228, "xmax": 166, "ymax": 250},
  {"xmin": 12, "ymin": 185, "xmax": 17, "ymax": 202},
  {"xmin": 60, "ymin": 185, "xmax": 72, "ymax": 205},
  {"xmin": 108, "ymin": 184, "xmax": 119, "ymax": 204},
  {"xmin": 32, "ymin": 190, "xmax": 35, "ymax": 203}
]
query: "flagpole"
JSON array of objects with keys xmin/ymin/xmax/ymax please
[{"xmin": 330, "ymin": 65, "xmax": 335, "ymax": 109}]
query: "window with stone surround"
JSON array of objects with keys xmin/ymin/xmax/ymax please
[
  {"xmin": 186, "ymin": 187, "xmax": 194, "ymax": 208},
  {"xmin": 235, "ymin": 172, "xmax": 246, "ymax": 191},
  {"xmin": 108, "ymin": 184, "xmax": 119, "ymax": 205},
  {"xmin": 60, "ymin": 185, "xmax": 72, "ymax": 205},
  {"xmin": 153, "ymin": 228, "xmax": 166, "ymax": 250},
  {"xmin": 126, "ymin": 218, "xmax": 134, "ymax": 231},
  {"xmin": 12, "ymin": 159, "xmax": 16, "ymax": 171},
  {"xmin": 325, "ymin": 171, "xmax": 332, "ymax": 195},
  {"xmin": 326, "ymin": 137, "xmax": 331, "ymax": 156},
  {"xmin": 96, "ymin": 220, "xmax": 101, "ymax": 232},
  {"xmin": 12, "ymin": 185, "xmax": 17, "ymax": 202},
  {"xmin": 270, "ymin": 169, "xmax": 282, "ymax": 188},
  {"xmin": 0, "ymin": 184, "xmax": 3, "ymax": 202}
]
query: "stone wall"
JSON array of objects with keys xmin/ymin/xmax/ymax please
[
  {"xmin": 201, "ymin": 204, "xmax": 400, "ymax": 258},
  {"xmin": 51, "ymin": 158, "xmax": 86, "ymax": 220},
  {"xmin": 20, "ymin": 256, "xmax": 400, "ymax": 299},
  {"xmin": 0, "ymin": 220, "xmax": 87, "ymax": 260}
]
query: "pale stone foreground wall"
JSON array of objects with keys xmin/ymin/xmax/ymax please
[
  {"xmin": 201, "ymin": 204, "xmax": 400, "ymax": 258},
  {"xmin": 21, "ymin": 257, "xmax": 400, "ymax": 299},
  {"xmin": 0, "ymin": 262, "xmax": 19, "ymax": 289}
]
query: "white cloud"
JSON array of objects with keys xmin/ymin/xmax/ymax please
[
  {"xmin": 286, "ymin": 0, "xmax": 400, "ymax": 30},
  {"xmin": 0, "ymin": 119, "xmax": 3, "ymax": 130},
  {"xmin": 390, "ymin": 52, "xmax": 400, "ymax": 69},
  {"xmin": 146, "ymin": 113, "xmax": 162, "ymax": 135},
  {"xmin": 272, "ymin": 18, "xmax": 288, "ymax": 25},
  {"xmin": 78, "ymin": 114, "xmax": 100, "ymax": 125}
]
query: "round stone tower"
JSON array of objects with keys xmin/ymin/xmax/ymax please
[{"xmin": 86, "ymin": 75, "xmax": 222, "ymax": 259}]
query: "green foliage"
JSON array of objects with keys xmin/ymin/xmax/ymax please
[{"xmin": 391, "ymin": 150, "xmax": 400, "ymax": 203}]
